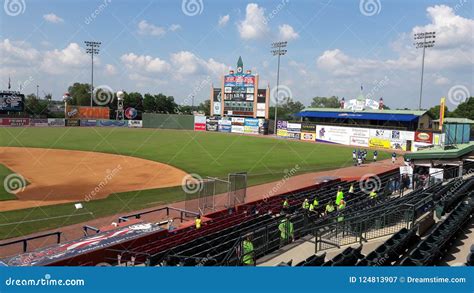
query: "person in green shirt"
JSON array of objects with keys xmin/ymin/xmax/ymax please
[
  {"xmin": 335, "ymin": 186, "xmax": 344, "ymax": 205},
  {"xmin": 278, "ymin": 216, "xmax": 294, "ymax": 247},
  {"xmin": 242, "ymin": 235, "xmax": 255, "ymax": 266}
]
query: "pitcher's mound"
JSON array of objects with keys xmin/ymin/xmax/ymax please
[{"xmin": 0, "ymin": 147, "xmax": 188, "ymax": 209}]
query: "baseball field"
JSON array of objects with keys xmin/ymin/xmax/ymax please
[{"xmin": 0, "ymin": 127, "xmax": 390, "ymax": 240}]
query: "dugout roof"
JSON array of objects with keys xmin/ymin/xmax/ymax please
[{"xmin": 296, "ymin": 108, "xmax": 428, "ymax": 122}]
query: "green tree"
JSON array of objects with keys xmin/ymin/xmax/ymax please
[
  {"xmin": 143, "ymin": 93, "xmax": 156, "ymax": 112},
  {"xmin": 24, "ymin": 94, "xmax": 50, "ymax": 117},
  {"xmin": 451, "ymin": 97, "xmax": 474, "ymax": 120},
  {"xmin": 427, "ymin": 104, "xmax": 450, "ymax": 120},
  {"xmin": 310, "ymin": 96, "xmax": 340, "ymax": 108},
  {"xmin": 198, "ymin": 100, "xmax": 210, "ymax": 116},
  {"xmin": 67, "ymin": 83, "xmax": 91, "ymax": 106},
  {"xmin": 269, "ymin": 98, "xmax": 305, "ymax": 120}
]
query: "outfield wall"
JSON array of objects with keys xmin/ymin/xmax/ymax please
[
  {"xmin": 276, "ymin": 120, "xmax": 444, "ymax": 152},
  {"xmin": 142, "ymin": 113, "xmax": 194, "ymax": 130},
  {"xmin": 0, "ymin": 118, "xmax": 143, "ymax": 128}
]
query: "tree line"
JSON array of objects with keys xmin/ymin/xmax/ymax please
[{"xmin": 20, "ymin": 83, "xmax": 474, "ymax": 121}]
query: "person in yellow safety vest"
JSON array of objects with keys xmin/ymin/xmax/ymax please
[
  {"xmin": 278, "ymin": 216, "xmax": 294, "ymax": 246},
  {"xmin": 325, "ymin": 202, "xmax": 335, "ymax": 214},
  {"xmin": 335, "ymin": 186, "xmax": 344, "ymax": 205},
  {"xmin": 242, "ymin": 235, "xmax": 255, "ymax": 266},
  {"xmin": 337, "ymin": 200, "xmax": 346, "ymax": 222},
  {"xmin": 369, "ymin": 189, "xmax": 378, "ymax": 199},
  {"xmin": 302, "ymin": 198, "xmax": 310, "ymax": 210},
  {"xmin": 309, "ymin": 203, "xmax": 315, "ymax": 212},
  {"xmin": 348, "ymin": 184, "xmax": 354, "ymax": 194},
  {"xmin": 282, "ymin": 198, "xmax": 289, "ymax": 210},
  {"xmin": 195, "ymin": 215, "xmax": 202, "ymax": 229},
  {"xmin": 313, "ymin": 198, "xmax": 319, "ymax": 207}
]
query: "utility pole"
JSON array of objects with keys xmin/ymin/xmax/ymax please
[
  {"xmin": 271, "ymin": 41, "xmax": 287, "ymax": 134},
  {"xmin": 414, "ymin": 32, "xmax": 435, "ymax": 110},
  {"xmin": 85, "ymin": 41, "xmax": 101, "ymax": 107}
]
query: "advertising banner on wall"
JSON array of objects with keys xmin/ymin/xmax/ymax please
[
  {"xmin": 277, "ymin": 129, "xmax": 288, "ymax": 137},
  {"xmin": 30, "ymin": 119, "xmax": 49, "ymax": 127},
  {"xmin": 350, "ymin": 136, "xmax": 369, "ymax": 147},
  {"xmin": 65, "ymin": 119, "xmax": 80, "ymax": 127},
  {"xmin": 369, "ymin": 129, "xmax": 392, "ymax": 139},
  {"xmin": 80, "ymin": 119, "xmax": 97, "ymax": 127},
  {"xmin": 194, "ymin": 115, "xmax": 206, "ymax": 131},
  {"xmin": 128, "ymin": 120, "xmax": 143, "ymax": 128},
  {"xmin": 300, "ymin": 123, "xmax": 316, "ymax": 141},
  {"xmin": 1, "ymin": 118, "xmax": 29, "ymax": 127},
  {"xmin": 231, "ymin": 117, "xmax": 245, "ymax": 126},
  {"xmin": 368, "ymin": 137, "xmax": 391, "ymax": 149},
  {"xmin": 98, "ymin": 120, "xmax": 127, "ymax": 127},
  {"xmin": 316, "ymin": 125, "xmax": 350, "ymax": 145},
  {"xmin": 66, "ymin": 106, "xmax": 110, "ymax": 119},
  {"xmin": 231, "ymin": 125, "xmax": 244, "ymax": 133},
  {"xmin": 206, "ymin": 117, "xmax": 219, "ymax": 131},
  {"xmin": 286, "ymin": 122, "xmax": 301, "ymax": 140},
  {"xmin": 414, "ymin": 131, "xmax": 433, "ymax": 144},
  {"xmin": 48, "ymin": 118, "xmax": 65, "ymax": 127},
  {"xmin": 218, "ymin": 118, "xmax": 232, "ymax": 133},
  {"xmin": 277, "ymin": 120, "xmax": 287, "ymax": 130}
]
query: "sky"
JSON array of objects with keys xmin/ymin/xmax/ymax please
[{"xmin": 0, "ymin": 0, "xmax": 473, "ymax": 110}]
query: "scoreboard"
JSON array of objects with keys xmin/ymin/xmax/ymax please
[{"xmin": 0, "ymin": 91, "xmax": 25, "ymax": 112}]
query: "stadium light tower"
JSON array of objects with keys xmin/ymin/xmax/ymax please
[
  {"xmin": 413, "ymin": 31, "xmax": 435, "ymax": 110},
  {"xmin": 271, "ymin": 41, "xmax": 287, "ymax": 134},
  {"xmin": 85, "ymin": 41, "xmax": 101, "ymax": 107}
]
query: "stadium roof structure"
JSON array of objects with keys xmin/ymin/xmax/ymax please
[
  {"xmin": 296, "ymin": 108, "xmax": 429, "ymax": 122},
  {"xmin": 433, "ymin": 117, "xmax": 474, "ymax": 124},
  {"xmin": 405, "ymin": 141, "xmax": 474, "ymax": 160}
]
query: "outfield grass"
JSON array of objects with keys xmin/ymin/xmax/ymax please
[
  {"xmin": 0, "ymin": 127, "xmax": 390, "ymax": 239},
  {"xmin": 0, "ymin": 164, "xmax": 22, "ymax": 201}
]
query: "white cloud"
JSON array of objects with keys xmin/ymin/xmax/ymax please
[
  {"xmin": 218, "ymin": 15, "xmax": 230, "ymax": 27},
  {"xmin": 169, "ymin": 24, "xmax": 181, "ymax": 32},
  {"xmin": 278, "ymin": 24, "xmax": 299, "ymax": 41},
  {"xmin": 170, "ymin": 51, "xmax": 226, "ymax": 78},
  {"xmin": 137, "ymin": 20, "xmax": 166, "ymax": 37},
  {"xmin": 105, "ymin": 64, "xmax": 118, "ymax": 76},
  {"xmin": 238, "ymin": 3, "xmax": 269, "ymax": 40},
  {"xmin": 43, "ymin": 13, "xmax": 64, "ymax": 24},
  {"xmin": 0, "ymin": 39, "xmax": 39, "ymax": 65},
  {"xmin": 40, "ymin": 43, "xmax": 90, "ymax": 74},
  {"xmin": 120, "ymin": 53, "xmax": 170, "ymax": 73}
]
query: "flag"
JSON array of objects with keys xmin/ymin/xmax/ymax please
[
  {"xmin": 439, "ymin": 97, "xmax": 446, "ymax": 131},
  {"xmin": 360, "ymin": 84, "xmax": 363, "ymax": 92},
  {"xmin": 8, "ymin": 76, "xmax": 11, "ymax": 89}
]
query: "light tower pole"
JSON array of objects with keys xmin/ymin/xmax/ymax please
[
  {"xmin": 271, "ymin": 41, "xmax": 287, "ymax": 134},
  {"xmin": 413, "ymin": 32, "xmax": 435, "ymax": 110},
  {"xmin": 85, "ymin": 41, "xmax": 101, "ymax": 107}
]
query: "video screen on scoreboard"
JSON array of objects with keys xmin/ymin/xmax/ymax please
[
  {"xmin": 0, "ymin": 91, "xmax": 25, "ymax": 112},
  {"xmin": 224, "ymin": 73, "xmax": 255, "ymax": 101}
]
